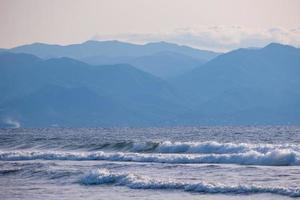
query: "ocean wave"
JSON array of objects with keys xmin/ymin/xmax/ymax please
[
  {"xmin": 0, "ymin": 168, "xmax": 22, "ymax": 175},
  {"xmin": 150, "ymin": 141, "xmax": 285, "ymax": 154},
  {"xmin": 1, "ymin": 149, "xmax": 299, "ymax": 166},
  {"xmin": 90, "ymin": 141, "xmax": 300, "ymax": 155},
  {"xmin": 80, "ymin": 168, "xmax": 300, "ymax": 197},
  {"xmin": 4, "ymin": 140, "xmax": 300, "ymax": 156}
]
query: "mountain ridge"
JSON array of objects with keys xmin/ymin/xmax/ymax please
[
  {"xmin": 0, "ymin": 43, "xmax": 299, "ymax": 126},
  {"xmin": 9, "ymin": 40, "xmax": 220, "ymax": 60},
  {"xmin": 171, "ymin": 42, "xmax": 300, "ymax": 124}
]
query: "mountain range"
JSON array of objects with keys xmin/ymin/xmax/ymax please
[
  {"xmin": 7, "ymin": 40, "xmax": 219, "ymax": 79},
  {"xmin": 0, "ymin": 41, "xmax": 299, "ymax": 127},
  {"xmin": 172, "ymin": 43, "xmax": 300, "ymax": 124}
]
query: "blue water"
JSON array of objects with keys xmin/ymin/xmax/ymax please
[{"xmin": 0, "ymin": 126, "xmax": 300, "ymax": 199}]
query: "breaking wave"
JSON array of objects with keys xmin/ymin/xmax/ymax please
[
  {"xmin": 1, "ymin": 149, "xmax": 299, "ymax": 166},
  {"xmin": 4, "ymin": 139, "xmax": 300, "ymax": 156},
  {"xmin": 80, "ymin": 168, "xmax": 300, "ymax": 197},
  {"xmin": 89, "ymin": 141, "xmax": 300, "ymax": 155}
]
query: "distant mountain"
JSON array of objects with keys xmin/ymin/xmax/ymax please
[
  {"xmin": 83, "ymin": 51, "xmax": 204, "ymax": 79},
  {"xmin": 9, "ymin": 40, "xmax": 219, "ymax": 62},
  {"xmin": 2, "ymin": 85, "xmax": 128, "ymax": 127},
  {"xmin": 8, "ymin": 40, "xmax": 218, "ymax": 79},
  {"xmin": 172, "ymin": 43, "xmax": 300, "ymax": 124},
  {"xmin": 0, "ymin": 52, "xmax": 186, "ymax": 127},
  {"xmin": 0, "ymin": 52, "xmax": 43, "ymax": 104},
  {"xmin": 1, "ymin": 43, "xmax": 299, "ymax": 127},
  {"xmin": 81, "ymin": 54, "xmax": 134, "ymax": 66},
  {"xmin": 128, "ymin": 51, "xmax": 204, "ymax": 79}
]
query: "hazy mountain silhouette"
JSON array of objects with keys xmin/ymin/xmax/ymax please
[
  {"xmin": 83, "ymin": 51, "xmax": 204, "ymax": 79},
  {"xmin": 0, "ymin": 52, "xmax": 43, "ymax": 104},
  {"xmin": 128, "ymin": 51, "xmax": 204, "ymax": 79},
  {"xmin": 0, "ymin": 52, "xmax": 186, "ymax": 127},
  {"xmin": 172, "ymin": 43, "xmax": 300, "ymax": 124},
  {"xmin": 1, "ymin": 43, "xmax": 299, "ymax": 126},
  {"xmin": 10, "ymin": 40, "xmax": 219, "ymax": 61},
  {"xmin": 9, "ymin": 40, "xmax": 217, "ymax": 79}
]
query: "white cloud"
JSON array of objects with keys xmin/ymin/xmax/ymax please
[{"xmin": 92, "ymin": 26, "xmax": 300, "ymax": 52}]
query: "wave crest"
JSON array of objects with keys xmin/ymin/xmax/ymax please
[
  {"xmin": 92, "ymin": 141, "xmax": 300, "ymax": 155},
  {"xmin": 1, "ymin": 149, "xmax": 299, "ymax": 166},
  {"xmin": 80, "ymin": 168, "xmax": 300, "ymax": 197}
]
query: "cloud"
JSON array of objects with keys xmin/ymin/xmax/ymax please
[{"xmin": 92, "ymin": 26, "xmax": 300, "ymax": 52}]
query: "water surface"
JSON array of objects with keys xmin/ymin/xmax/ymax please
[{"xmin": 0, "ymin": 126, "xmax": 299, "ymax": 199}]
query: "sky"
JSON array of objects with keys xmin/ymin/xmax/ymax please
[{"xmin": 0, "ymin": 0, "xmax": 300, "ymax": 52}]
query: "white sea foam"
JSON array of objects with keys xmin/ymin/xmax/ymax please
[
  {"xmin": 152, "ymin": 141, "xmax": 276, "ymax": 154},
  {"xmin": 103, "ymin": 141, "xmax": 300, "ymax": 155},
  {"xmin": 1, "ymin": 149, "xmax": 299, "ymax": 166},
  {"xmin": 80, "ymin": 168, "xmax": 300, "ymax": 197}
]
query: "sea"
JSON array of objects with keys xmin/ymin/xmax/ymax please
[{"xmin": 0, "ymin": 126, "xmax": 299, "ymax": 199}]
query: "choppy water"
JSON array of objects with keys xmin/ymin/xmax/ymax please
[{"xmin": 0, "ymin": 126, "xmax": 300, "ymax": 199}]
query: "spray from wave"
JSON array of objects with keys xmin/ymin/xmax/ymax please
[{"xmin": 3, "ymin": 118, "xmax": 21, "ymax": 128}]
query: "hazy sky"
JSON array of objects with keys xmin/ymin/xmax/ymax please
[{"xmin": 1, "ymin": 0, "xmax": 300, "ymax": 51}]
